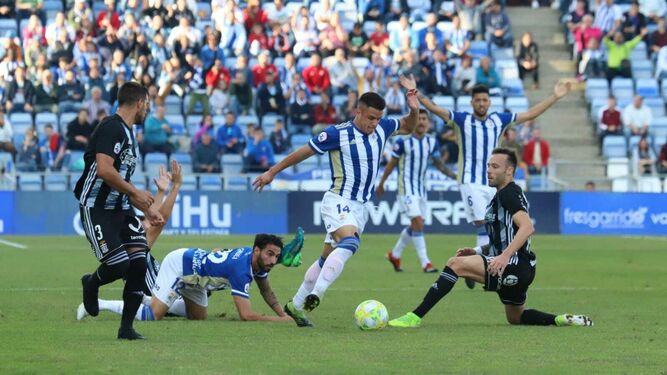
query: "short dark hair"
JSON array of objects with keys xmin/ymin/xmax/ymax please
[
  {"xmin": 471, "ymin": 84, "xmax": 490, "ymax": 97},
  {"xmin": 419, "ymin": 108, "xmax": 428, "ymax": 115},
  {"xmin": 358, "ymin": 92, "xmax": 386, "ymax": 111},
  {"xmin": 492, "ymin": 147, "xmax": 518, "ymax": 172},
  {"xmin": 254, "ymin": 234, "xmax": 284, "ymax": 251},
  {"xmin": 117, "ymin": 81, "xmax": 148, "ymax": 107}
]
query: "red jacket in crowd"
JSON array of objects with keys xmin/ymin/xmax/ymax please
[
  {"xmin": 302, "ymin": 66, "xmax": 331, "ymax": 93},
  {"xmin": 523, "ymin": 139, "xmax": 551, "ymax": 167}
]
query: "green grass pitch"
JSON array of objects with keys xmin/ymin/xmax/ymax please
[{"xmin": 0, "ymin": 234, "xmax": 665, "ymax": 374}]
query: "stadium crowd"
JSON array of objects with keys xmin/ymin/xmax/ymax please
[{"xmin": 6, "ymin": 0, "xmax": 649, "ymax": 188}]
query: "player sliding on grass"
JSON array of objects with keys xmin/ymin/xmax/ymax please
[
  {"xmin": 78, "ymin": 161, "xmax": 304, "ymax": 323},
  {"xmin": 253, "ymin": 80, "xmax": 420, "ymax": 327},
  {"xmin": 376, "ymin": 108, "xmax": 456, "ymax": 273},
  {"xmin": 389, "ymin": 148, "xmax": 593, "ymax": 328}
]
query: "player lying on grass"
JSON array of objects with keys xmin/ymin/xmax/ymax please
[
  {"xmin": 389, "ymin": 148, "xmax": 593, "ymax": 328},
  {"xmin": 78, "ymin": 161, "xmax": 303, "ymax": 322}
]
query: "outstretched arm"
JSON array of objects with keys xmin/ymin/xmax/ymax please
[
  {"xmin": 253, "ymin": 145, "xmax": 316, "ymax": 191},
  {"xmin": 397, "ymin": 74, "xmax": 420, "ymax": 135},
  {"xmin": 255, "ymin": 276, "xmax": 287, "ymax": 317},
  {"xmin": 146, "ymin": 160, "xmax": 183, "ymax": 248},
  {"xmin": 431, "ymin": 156, "xmax": 457, "ymax": 179},
  {"xmin": 233, "ymin": 296, "xmax": 293, "ymax": 322},
  {"xmin": 376, "ymin": 157, "xmax": 398, "ymax": 197},
  {"xmin": 515, "ymin": 80, "xmax": 570, "ymax": 124}
]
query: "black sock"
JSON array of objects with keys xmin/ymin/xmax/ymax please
[
  {"xmin": 412, "ymin": 266, "xmax": 458, "ymax": 318},
  {"xmin": 90, "ymin": 253, "xmax": 130, "ymax": 287},
  {"xmin": 520, "ymin": 309, "xmax": 557, "ymax": 326},
  {"xmin": 121, "ymin": 250, "xmax": 147, "ymax": 331}
]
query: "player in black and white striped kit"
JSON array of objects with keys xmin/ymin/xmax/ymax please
[
  {"xmin": 73, "ymin": 82, "xmax": 164, "ymax": 340},
  {"xmin": 389, "ymin": 148, "xmax": 593, "ymax": 328}
]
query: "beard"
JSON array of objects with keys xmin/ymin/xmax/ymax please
[{"xmin": 134, "ymin": 111, "xmax": 147, "ymax": 125}]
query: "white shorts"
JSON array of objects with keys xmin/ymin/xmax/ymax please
[
  {"xmin": 459, "ymin": 183, "xmax": 496, "ymax": 223},
  {"xmin": 398, "ymin": 195, "xmax": 427, "ymax": 219},
  {"xmin": 152, "ymin": 248, "xmax": 209, "ymax": 308},
  {"xmin": 320, "ymin": 191, "xmax": 371, "ymax": 244}
]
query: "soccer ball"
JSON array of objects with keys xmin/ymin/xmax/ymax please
[{"xmin": 354, "ymin": 300, "xmax": 388, "ymax": 331}]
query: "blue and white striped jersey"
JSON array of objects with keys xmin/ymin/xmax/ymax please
[
  {"xmin": 391, "ymin": 134, "xmax": 439, "ymax": 197},
  {"xmin": 447, "ymin": 110, "xmax": 516, "ymax": 185},
  {"xmin": 181, "ymin": 247, "xmax": 268, "ymax": 299},
  {"xmin": 309, "ymin": 118, "xmax": 400, "ymax": 203}
]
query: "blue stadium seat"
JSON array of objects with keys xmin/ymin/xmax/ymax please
[
  {"xmin": 67, "ymin": 151, "xmax": 85, "ymax": 172},
  {"xmin": 225, "ymin": 175, "xmax": 250, "ymax": 191},
  {"xmin": 19, "ymin": 174, "xmax": 42, "ymax": 191},
  {"xmin": 180, "ymin": 175, "xmax": 198, "ymax": 191},
  {"xmin": 611, "ymin": 78, "xmax": 634, "ymax": 101},
  {"xmin": 505, "ymin": 97, "xmax": 529, "ymax": 112},
  {"xmin": 602, "ymin": 136, "xmax": 627, "ymax": 158},
  {"xmin": 166, "ymin": 114, "xmax": 186, "ymax": 135},
  {"xmin": 237, "ymin": 115, "xmax": 259, "ymax": 128},
  {"xmin": 501, "ymin": 79, "xmax": 525, "ymax": 97},
  {"xmin": 144, "ymin": 153, "xmax": 168, "ymax": 175},
  {"xmin": 35, "ymin": 113, "xmax": 58, "ymax": 130},
  {"xmin": 45, "ymin": 174, "xmax": 68, "ymax": 191},
  {"xmin": 495, "ymin": 59, "xmax": 519, "ymax": 81},
  {"xmin": 171, "ymin": 153, "xmax": 193, "ymax": 173},
  {"xmin": 585, "ymin": 78, "xmax": 609, "ymax": 103},
  {"xmin": 491, "ymin": 47, "xmax": 514, "ymax": 61},
  {"xmin": 650, "ymin": 117, "xmax": 667, "ymax": 136},
  {"xmin": 196, "ymin": 1, "xmax": 212, "ymax": 20},
  {"xmin": 468, "ymin": 41, "xmax": 489, "ymax": 58},
  {"xmin": 0, "ymin": 152, "xmax": 13, "ymax": 173},
  {"xmin": 294, "ymin": 155, "xmax": 320, "ymax": 172},
  {"xmin": 643, "ymin": 97, "xmax": 666, "ymax": 117},
  {"xmin": 0, "ymin": 19, "xmax": 17, "ymax": 38},
  {"xmin": 631, "ymin": 60, "xmax": 653, "ymax": 79},
  {"xmin": 291, "ymin": 134, "xmax": 311, "ymax": 148},
  {"xmin": 635, "ymin": 78, "xmax": 659, "ymax": 98},
  {"xmin": 165, "ymin": 95, "xmax": 182, "ymax": 115},
  {"xmin": 332, "ymin": 94, "xmax": 347, "ymax": 108},
  {"xmin": 59, "ymin": 112, "xmax": 78, "ymax": 133},
  {"xmin": 220, "ymin": 153, "xmax": 243, "ymax": 175},
  {"xmin": 200, "ymin": 175, "xmax": 223, "ymax": 191},
  {"xmin": 433, "ymin": 96, "xmax": 455, "ymax": 109},
  {"xmin": 131, "ymin": 173, "xmax": 146, "ymax": 190},
  {"xmin": 628, "ymin": 135, "xmax": 642, "ymax": 153}
]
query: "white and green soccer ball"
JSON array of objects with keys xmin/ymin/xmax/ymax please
[{"xmin": 354, "ymin": 300, "xmax": 388, "ymax": 331}]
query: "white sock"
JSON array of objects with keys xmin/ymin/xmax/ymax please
[
  {"xmin": 293, "ymin": 257, "xmax": 324, "ymax": 310},
  {"xmin": 311, "ymin": 246, "xmax": 355, "ymax": 299},
  {"xmin": 411, "ymin": 231, "xmax": 430, "ymax": 267},
  {"xmin": 391, "ymin": 227, "xmax": 412, "ymax": 259},
  {"xmin": 476, "ymin": 226, "xmax": 489, "ymax": 248},
  {"xmin": 98, "ymin": 299, "xmax": 123, "ymax": 315},
  {"xmin": 168, "ymin": 298, "xmax": 187, "ymax": 317}
]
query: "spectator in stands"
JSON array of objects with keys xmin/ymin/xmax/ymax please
[
  {"xmin": 453, "ymin": 55, "xmax": 476, "ymax": 96},
  {"xmin": 656, "ymin": 45, "xmax": 667, "ymax": 80},
  {"xmin": 193, "ymin": 132, "xmax": 221, "ymax": 173},
  {"xmin": 244, "ymin": 127, "xmax": 274, "ymax": 172},
  {"xmin": 578, "ymin": 38, "xmax": 606, "ymax": 79},
  {"xmin": 279, "ymin": 52, "xmax": 298, "ymax": 82},
  {"xmin": 0, "ymin": 0, "xmax": 15, "ymax": 18},
  {"xmin": 67, "ymin": 0, "xmax": 93, "ymax": 29},
  {"xmin": 313, "ymin": 0, "xmax": 333, "ymax": 30},
  {"xmin": 39, "ymin": 123, "xmax": 65, "ymax": 170},
  {"xmin": 634, "ymin": 136, "xmax": 655, "ymax": 175},
  {"xmin": 566, "ymin": 0, "xmax": 588, "ymax": 35},
  {"xmin": 292, "ymin": 13, "xmax": 319, "ymax": 58},
  {"xmin": 500, "ymin": 127, "xmax": 524, "ymax": 163},
  {"xmin": 456, "ymin": 0, "xmax": 484, "ymax": 39},
  {"xmin": 167, "ymin": 17, "xmax": 201, "ymax": 49},
  {"xmin": 425, "ymin": 50, "xmax": 454, "ymax": 96},
  {"xmin": 229, "ymin": 71, "xmax": 253, "ymax": 115},
  {"xmin": 184, "ymin": 55, "xmax": 209, "ymax": 115},
  {"xmin": 218, "ymin": 7, "xmax": 247, "ymax": 57},
  {"xmin": 475, "ymin": 57, "xmax": 502, "ymax": 94},
  {"xmin": 257, "ymin": 70, "xmax": 285, "ymax": 119},
  {"xmin": 593, "ymin": 0, "xmax": 622, "ymax": 35},
  {"xmin": 414, "ymin": 13, "xmax": 444, "ymax": 52},
  {"xmin": 400, "ymin": 51, "xmax": 429, "ymax": 91},
  {"xmin": 347, "ymin": 22, "xmax": 370, "ymax": 58},
  {"xmin": 96, "ymin": 0, "xmax": 120, "ymax": 33},
  {"xmin": 16, "ymin": 128, "xmax": 41, "ymax": 172},
  {"xmin": 584, "ymin": 181, "xmax": 596, "ymax": 191},
  {"xmin": 289, "ymin": 88, "xmax": 315, "ymax": 131},
  {"xmin": 368, "ymin": 21, "xmax": 389, "ymax": 54},
  {"xmin": 269, "ymin": 118, "xmax": 290, "ymax": 155},
  {"xmin": 243, "ymin": 0, "xmax": 268, "ymax": 32},
  {"xmin": 282, "ymin": 72, "xmax": 308, "ymax": 105},
  {"xmin": 437, "ymin": 126, "xmax": 459, "ymax": 165},
  {"xmin": 603, "ymin": 29, "xmax": 647, "ymax": 81},
  {"xmin": 90, "ymin": 108, "xmax": 107, "ymax": 129},
  {"xmin": 329, "ymin": 48, "xmax": 359, "ymax": 95},
  {"xmin": 200, "ymin": 31, "xmax": 225, "ymax": 72},
  {"xmin": 0, "ymin": 46, "xmax": 23, "ymax": 83},
  {"xmin": 389, "ymin": 14, "xmax": 413, "ymax": 61},
  {"xmin": 622, "ymin": 95, "xmax": 652, "ymax": 136},
  {"xmin": 82, "ymin": 87, "xmax": 111, "ymax": 121},
  {"xmin": 302, "ymin": 53, "xmax": 331, "ymax": 95},
  {"xmin": 141, "ymin": 105, "xmax": 173, "ymax": 159},
  {"xmin": 385, "ymin": 79, "xmax": 407, "ymax": 115},
  {"xmin": 597, "ymin": 95, "xmax": 623, "ymax": 147},
  {"xmin": 4, "ymin": 66, "xmax": 34, "ymax": 114},
  {"xmin": 45, "ymin": 12, "xmax": 74, "ymax": 49},
  {"xmin": 268, "ymin": 23, "xmax": 293, "ymax": 57},
  {"xmin": 245, "ymin": 123, "xmax": 257, "ymax": 146},
  {"xmin": 523, "ymin": 127, "xmax": 550, "ymax": 175},
  {"xmin": 313, "ymin": 93, "xmax": 337, "ymax": 133},
  {"xmin": 649, "ymin": 19, "xmax": 667, "ymax": 59},
  {"xmin": 267, "ymin": 0, "xmax": 290, "ymax": 26},
  {"xmin": 216, "ymin": 111, "xmax": 245, "ymax": 154},
  {"xmin": 339, "ymin": 90, "xmax": 358, "ymax": 121},
  {"xmin": 0, "ymin": 108, "xmax": 15, "ymax": 158},
  {"xmin": 192, "ymin": 114, "xmax": 214, "ymax": 147},
  {"xmin": 621, "ymin": 1, "xmax": 647, "ymax": 42},
  {"xmin": 361, "ymin": 0, "xmax": 384, "ymax": 21},
  {"xmin": 639, "ymin": 0, "xmax": 666, "ymax": 23},
  {"xmin": 419, "ymin": 31, "xmax": 442, "ymax": 64},
  {"xmin": 209, "ymin": 79, "xmax": 230, "ymax": 117},
  {"xmin": 205, "ymin": 59, "xmax": 231, "ymax": 92},
  {"xmin": 444, "ymin": 15, "xmax": 470, "ymax": 59},
  {"xmin": 484, "ymin": 1, "xmax": 513, "ymax": 48},
  {"xmin": 248, "ymin": 23, "xmax": 270, "ymax": 56},
  {"xmin": 167, "ymin": 0, "xmax": 196, "ymax": 27},
  {"xmin": 252, "ymin": 51, "xmax": 279, "ymax": 87},
  {"xmin": 319, "ymin": 12, "xmax": 348, "ymax": 57},
  {"xmin": 66, "ymin": 109, "xmax": 93, "ymax": 152},
  {"xmin": 517, "ymin": 32, "xmax": 540, "ymax": 90},
  {"xmin": 58, "ymin": 70, "xmax": 85, "ymax": 113},
  {"xmin": 657, "ymin": 138, "xmax": 667, "ymax": 174},
  {"xmin": 21, "ymin": 14, "xmax": 46, "ymax": 51},
  {"xmin": 32, "ymin": 70, "xmax": 59, "ymax": 114}
]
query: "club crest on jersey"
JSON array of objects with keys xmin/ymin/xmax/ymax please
[
  {"xmin": 318, "ymin": 132, "xmax": 327, "ymax": 142},
  {"xmin": 114, "ymin": 142, "xmax": 121, "ymax": 154},
  {"xmin": 120, "ymin": 148, "xmax": 136, "ymax": 166},
  {"xmin": 502, "ymin": 275, "xmax": 518, "ymax": 286},
  {"xmin": 485, "ymin": 212, "xmax": 496, "ymax": 222}
]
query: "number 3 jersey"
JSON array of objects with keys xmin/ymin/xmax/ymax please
[{"xmin": 181, "ymin": 247, "xmax": 268, "ymax": 299}]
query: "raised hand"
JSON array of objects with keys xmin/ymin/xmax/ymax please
[
  {"xmin": 170, "ymin": 159, "xmax": 182, "ymax": 187},
  {"xmin": 153, "ymin": 165, "xmax": 171, "ymax": 193},
  {"xmin": 553, "ymin": 79, "xmax": 571, "ymax": 99},
  {"xmin": 252, "ymin": 171, "xmax": 274, "ymax": 192},
  {"xmin": 399, "ymin": 74, "xmax": 417, "ymax": 91}
]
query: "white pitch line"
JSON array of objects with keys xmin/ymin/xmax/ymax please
[{"xmin": 0, "ymin": 238, "xmax": 28, "ymax": 249}]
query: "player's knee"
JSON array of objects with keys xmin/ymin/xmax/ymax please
[
  {"xmin": 445, "ymin": 256, "xmax": 462, "ymax": 273},
  {"xmin": 411, "ymin": 217, "xmax": 424, "ymax": 231},
  {"xmin": 105, "ymin": 257, "xmax": 130, "ymax": 275}
]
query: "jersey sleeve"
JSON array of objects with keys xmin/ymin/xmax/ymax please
[
  {"xmin": 379, "ymin": 117, "xmax": 400, "ymax": 136},
  {"xmin": 309, "ymin": 125, "xmax": 341, "ymax": 154},
  {"xmin": 500, "ymin": 186, "xmax": 528, "ymax": 216},
  {"xmin": 496, "ymin": 111, "xmax": 517, "ymax": 130},
  {"xmin": 93, "ymin": 123, "xmax": 125, "ymax": 159},
  {"xmin": 446, "ymin": 111, "xmax": 467, "ymax": 130},
  {"xmin": 254, "ymin": 271, "xmax": 269, "ymax": 279},
  {"xmin": 390, "ymin": 137, "xmax": 405, "ymax": 159},
  {"xmin": 229, "ymin": 269, "xmax": 253, "ymax": 299}
]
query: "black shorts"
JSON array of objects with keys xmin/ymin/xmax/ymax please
[
  {"xmin": 144, "ymin": 253, "xmax": 160, "ymax": 296},
  {"xmin": 79, "ymin": 205, "xmax": 148, "ymax": 262},
  {"xmin": 481, "ymin": 255, "xmax": 536, "ymax": 306}
]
